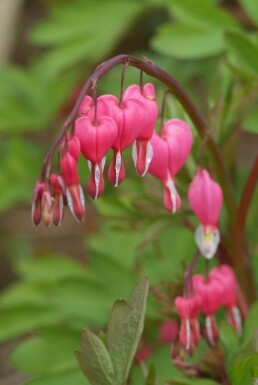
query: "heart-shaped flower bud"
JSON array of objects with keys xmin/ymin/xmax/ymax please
[
  {"xmin": 61, "ymin": 153, "xmax": 85, "ymax": 221},
  {"xmin": 94, "ymin": 94, "xmax": 148, "ymax": 186},
  {"xmin": 75, "ymin": 115, "xmax": 117, "ymax": 163},
  {"xmin": 192, "ymin": 275, "xmax": 223, "ymax": 346},
  {"xmin": 148, "ymin": 119, "xmax": 192, "ymax": 213},
  {"xmin": 188, "ymin": 167, "xmax": 223, "ymax": 228},
  {"xmin": 210, "ymin": 265, "xmax": 242, "ymax": 335},
  {"xmin": 188, "ymin": 168, "xmax": 223, "ymax": 258},
  {"xmin": 60, "ymin": 134, "xmax": 81, "ymax": 161},
  {"xmin": 163, "ymin": 119, "xmax": 193, "ymax": 176},
  {"xmin": 50, "ymin": 174, "xmax": 66, "ymax": 226},
  {"xmin": 124, "ymin": 83, "xmax": 158, "ymax": 176},
  {"xmin": 41, "ymin": 190, "xmax": 53, "ymax": 227},
  {"xmin": 175, "ymin": 294, "xmax": 201, "ymax": 354},
  {"xmin": 78, "ymin": 95, "xmax": 93, "ymax": 115},
  {"xmin": 31, "ymin": 180, "xmax": 45, "ymax": 225},
  {"xmin": 75, "ymin": 115, "xmax": 118, "ymax": 197}
]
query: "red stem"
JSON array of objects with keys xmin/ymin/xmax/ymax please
[
  {"xmin": 232, "ymin": 154, "xmax": 258, "ymax": 302},
  {"xmin": 55, "ymin": 55, "xmax": 236, "ymax": 224}
]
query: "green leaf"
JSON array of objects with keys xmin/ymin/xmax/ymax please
[
  {"xmin": 11, "ymin": 328, "xmax": 80, "ymax": 375},
  {"xmin": 242, "ymin": 302, "xmax": 258, "ymax": 345},
  {"xmin": 219, "ymin": 322, "xmax": 239, "ymax": 373},
  {"xmin": 0, "ymin": 305, "xmax": 61, "ymax": 342},
  {"xmin": 17, "ymin": 256, "xmax": 90, "ymax": 283},
  {"xmin": 231, "ymin": 353, "xmax": 258, "ymax": 385},
  {"xmin": 225, "ymin": 31, "xmax": 258, "ymax": 75},
  {"xmin": 24, "ymin": 369, "xmax": 89, "ymax": 385},
  {"xmin": 29, "ymin": 0, "xmax": 142, "ymax": 74},
  {"xmin": 243, "ymin": 107, "xmax": 258, "ymax": 133},
  {"xmin": 107, "ymin": 277, "xmax": 149, "ymax": 385},
  {"xmin": 168, "ymin": 0, "xmax": 239, "ymax": 29},
  {"xmin": 151, "ymin": 23, "xmax": 225, "ymax": 59},
  {"xmin": 76, "ymin": 329, "xmax": 115, "ymax": 385},
  {"xmin": 238, "ymin": 0, "xmax": 258, "ymax": 26}
]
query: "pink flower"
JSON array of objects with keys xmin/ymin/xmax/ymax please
[
  {"xmin": 148, "ymin": 119, "xmax": 193, "ymax": 213},
  {"xmin": 61, "ymin": 153, "xmax": 85, "ymax": 221},
  {"xmin": 210, "ymin": 265, "xmax": 242, "ymax": 335},
  {"xmin": 159, "ymin": 320, "xmax": 178, "ymax": 344},
  {"xmin": 188, "ymin": 168, "xmax": 223, "ymax": 259},
  {"xmin": 192, "ymin": 274, "xmax": 224, "ymax": 346},
  {"xmin": 174, "ymin": 294, "xmax": 201, "ymax": 354},
  {"xmin": 31, "ymin": 180, "xmax": 45, "ymax": 226},
  {"xmin": 75, "ymin": 115, "xmax": 118, "ymax": 199},
  {"xmin": 124, "ymin": 83, "xmax": 158, "ymax": 176},
  {"xmin": 60, "ymin": 134, "xmax": 81, "ymax": 161},
  {"xmin": 78, "ymin": 92, "xmax": 148, "ymax": 186},
  {"xmin": 50, "ymin": 174, "xmax": 66, "ymax": 226}
]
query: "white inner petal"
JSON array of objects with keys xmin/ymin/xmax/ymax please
[
  {"xmin": 166, "ymin": 178, "xmax": 177, "ymax": 214},
  {"xmin": 232, "ymin": 305, "xmax": 242, "ymax": 336},
  {"xmin": 142, "ymin": 141, "xmax": 153, "ymax": 177},
  {"xmin": 94, "ymin": 164, "xmax": 100, "ymax": 199},
  {"xmin": 115, "ymin": 151, "xmax": 121, "ymax": 187},
  {"xmin": 195, "ymin": 226, "xmax": 220, "ymax": 259},
  {"xmin": 87, "ymin": 160, "xmax": 92, "ymax": 172},
  {"xmin": 185, "ymin": 318, "xmax": 191, "ymax": 351},
  {"xmin": 132, "ymin": 140, "xmax": 137, "ymax": 168},
  {"xmin": 205, "ymin": 316, "xmax": 215, "ymax": 346},
  {"xmin": 101, "ymin": 156, "xmax": 106, "ymax": 171}
]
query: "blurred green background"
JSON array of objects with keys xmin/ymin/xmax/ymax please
[{"xmin": 0, "ymin": 0, "xmax": 258, "ymax": 384}]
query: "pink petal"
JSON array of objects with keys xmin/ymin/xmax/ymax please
[
  {"xmin": 148, "ymin": 131, "xmax": 169, "ymax": 181},
  {"xmin": 61, "ymin": 153, "xmax": 80, "ymax": 186},
  {"xmin": 162, "ymin": 119, "xmax": 193, "ymax": 176},
  {"xmin": 188, "ymin": 168, "xmax": 223, "ymax": 227},
  {"xmin": 78, "ymin": 95, "xmax": 93, "ymax": 115},
  {"xmin": 75, "ymin": 115, "xmax": 117, "ymax": 163}
]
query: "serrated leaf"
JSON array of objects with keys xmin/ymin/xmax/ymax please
[
  {"xmin": 225, "ymin": 31, "xmax": 258, "ymax": 75},
  {"xmin": 76, "ymin": 329, "xmax": 115, "ymax": 385},
  {"xmin": 107, "ymin": 277, "xmax": 149, "ymax": 385},
  {"xmin": 151, "ymin": 23, "xmax": 224, "ymax": 60},
  {"xmin": 168, "ymin": 0, "xmax": 239, "ymax": 29}
]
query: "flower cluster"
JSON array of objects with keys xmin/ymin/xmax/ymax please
[
  {"xmin": 32, "ymin": 81, "xmax": 194, "ymax": 227},
  {"xmin": 174, "ymin": 264, "xmax": 242, "ymax": 357}
]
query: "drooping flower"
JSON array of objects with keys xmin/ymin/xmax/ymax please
[
  {"xmin": 61, "ymin": 153, "xmax": 85, "ymax": 221},
  {"xmin": 31, "ymin": 180, "xmax": 46, "ymax": 226},
  {"xmin": 78, "ymin": 92, "xmax": 148, "ymax": 187},
  {"xmin": 174, "ymin": 294, "xmax": 201, "ymax": 355},
  {"xmin": 50, "ymin": 174, "xmax": 66, "ymax": 226},
  {"xmin": 148, "ymin": 119, "xmax": 193, "ymax": 213},
  {"xmin": 210, "ymin": 264, "xmax": 242, "ymax": 335},
  {"xmin": 74, "ymin": 115, "xmax": 118, "ymax": 198},
  {"xmin": 123, "ymin": 83, "xmax": 158, "ymax": 176},
  {"xmin": 41, "ymin": 189, "xmax": 53, "ymax": 227},
  {"xmin": 188, "ymin": 168, "xmax": 223, "ymax": 259},
  {"xmin": 192, "ymin": 274, "xmax": 223, "ymax": 346}
]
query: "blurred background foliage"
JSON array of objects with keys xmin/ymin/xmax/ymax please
[{"xmin": 0, "ymin": 0, "xmax": 258, "ymax": 384}]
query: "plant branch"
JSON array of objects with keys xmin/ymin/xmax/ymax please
[
  {"xmin": 232, "ymin": 154, "xmax": 258, "ymax": 302},
  {"xmin": 59, "ymin": 55, "xmax": 237, "ymax": 224}
]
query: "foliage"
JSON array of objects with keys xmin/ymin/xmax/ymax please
[{"xmin": 0, "ymin": 0, "xmax": 258, "ymax": 385}]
